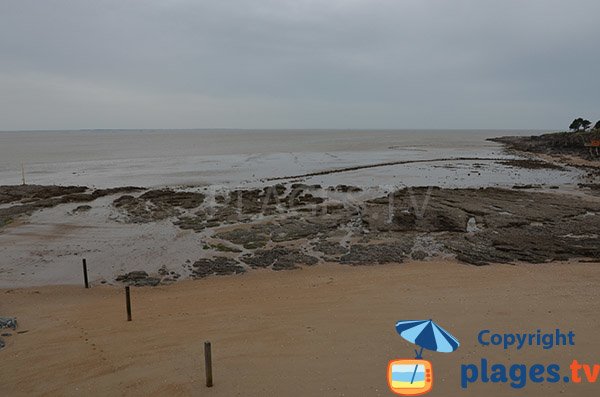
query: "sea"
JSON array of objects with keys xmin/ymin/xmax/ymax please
[{"xmin": 0, "ymin": 129, "xmax": 581, "ymax": 189}]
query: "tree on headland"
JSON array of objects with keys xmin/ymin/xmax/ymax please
[
  {"xmin": 594, "ymin": 120, "xmax": 600, "ymax": 131},
  {"xmin": 569, "ymin": 117, "xmax": 592, "ymax": 132},
  {"xmin": 569, "ymin": 118, "xmax": 583, "ymax": 131}
]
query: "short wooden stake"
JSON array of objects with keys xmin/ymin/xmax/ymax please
[
  {"xmin": 125, "ymin": 286, "xmax": 132, "ymax": 321},
  {"xmin": 82, "ymin": 259, "xmax": 89, "ymax": 289},
  {"xmin": 204, "ymin": 341, "xmax": 213, "ymax": 387}
]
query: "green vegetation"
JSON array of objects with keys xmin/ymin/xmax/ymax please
[{"xmin": 569, "ymin": 117, "xmax": 595, "ymax": 132}]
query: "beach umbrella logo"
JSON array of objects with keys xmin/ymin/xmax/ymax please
[{"xmin": 387, "ymin": 319, "xmax": 460, "ymax": 396}]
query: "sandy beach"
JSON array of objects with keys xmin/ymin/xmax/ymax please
[
  {"xmin": 3, "ymin": 1, "xmax": 600, "ymax": 395},
  {"xmin": 2, "ymin": 260, "xmax": 599, "ymax": 396},
  {"xmin": 1, "ymin": 130, "xmax": 599, "ymax": 396}
]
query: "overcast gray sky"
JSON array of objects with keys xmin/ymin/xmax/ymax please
[{"xmin": 1, "ymin": 0, "xmax": 598, "ymax": 130}]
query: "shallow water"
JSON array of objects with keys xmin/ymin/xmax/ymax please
[{"xmin": 0, "ymin": 129, "xmax": 582, "ymax": 188}]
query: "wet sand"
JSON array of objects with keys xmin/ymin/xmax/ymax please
[{"xmin": 2, "ymin": 260, "xmax": 599, "ymax": 396}]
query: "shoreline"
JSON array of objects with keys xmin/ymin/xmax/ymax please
[
  {"xmin": 1, "ymin": 183, "xmax": 599, "ymax": 288},
  {"xmin": 489, "ymin": 133, "xmax": 600, "ymax": 171},
  {"xmin": 1, "ymin": 179, "xmax": 599, "ymax": 288}
]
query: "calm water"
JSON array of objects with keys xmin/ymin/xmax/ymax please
[{"xmin": 0, "ymin": 129, "xmax": 579, "ymax": 189}]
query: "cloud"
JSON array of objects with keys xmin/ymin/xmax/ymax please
[{"xmin": 1, "ymin": 0, "xmax": 599, "ymax": 130}]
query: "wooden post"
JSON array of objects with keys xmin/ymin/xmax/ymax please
[
  {"xmin": 125, "ymin": 286, "xmax": 132, "ymax": 321},
  {"xmin": 204, "ymin": 341, "xmax": 213, "ymax": 387},
  {"xmin": 21, "ymin": 163, "xmax": 26, "ymax": 185},
  {"xmin": 82, "ymin": 258, "xmax": 89, "ymax": 289}
]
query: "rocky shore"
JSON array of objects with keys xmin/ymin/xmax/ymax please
[
  {"xmin": 1, "ymin": 181, "xmax": 599, "ymax": 285},
  {"xmin": 0, "ymin": 185, "xmax": 144, "ymax": 228},
  {"xmin": 489, "ymin": 130, "xmax": 600, "ymax": 166}
]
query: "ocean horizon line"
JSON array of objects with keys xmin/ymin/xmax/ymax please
[{"xmin": 0, "ymin": 127, "xmax": 553, "ymax": 134}]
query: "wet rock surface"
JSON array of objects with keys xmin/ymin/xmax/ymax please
[
  {"xmin": 190, "ymin": 257, "xmax": 246, "ymax": 278},
  {"xmin": 498, "ymin": 159, "xmax": 565, "ymax": 170},
  {"xmin": 72, "ymin": 205, "xmax": 92, "ymax": 213},
  {"xmin": 339, "ymin": 244, "xmax": 408, "ymax": 265},
  {"xmin": 3, "ymin": 182, "xmax": 600, "ymax": 282},
  {"xmin": 115, "ymin": 271, "xmax": 161, "ymax": 286},
  {"xmin": 139, "ymin": 190, "xmax": 205, "ymax": 209},
  {"xmin": 311, "ymin": 240, "xmax": 348, "ymax": 257},
  {"xmin": 113, "ymin": 189, "xmax": 205, "ymax": 223},
  {"xmin": 0, "ymin": 185, "xmax": 87, "ymax": 204},
  {"xmin": 367, "ymin": 187, "xmax": 600, "ymax": 265},
  {"xmin": 579, "ymin": 183, "xmax": 600, "ymax": 196},
  {"xmin": 216, "ymin": 227, "xmax": 270, "ymax": 249},
  {"xmin": 0, "ymin": 185, "xmax": 144, "ymax": 228},
  {"xmin": 329, "ymin": 184, "xmax": 363, "ymax": 193},
  {"xmin": 241, "ymin": 248, "xmax": 318, "ymax": 270},
  {"xmin": 232, "ymin": 186, "xmax": 598, "ymax": 267},
  {"xmin": 114, "ymin": 184, "xmax": 600, "ymax": 269},
  {"xmin": 269, "ymin": 219, "xmax": 328, "ymax": 242}
]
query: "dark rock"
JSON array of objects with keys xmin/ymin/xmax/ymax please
[
  {"xmin": 0, "ymin": 185, "xmax": 101, "ymax": 228},
  {"xmin": 140, "ymin": 189, "xmax": 205, "ymax": 209},
  {"xmin": 499, "ymin": 159, "xmax": 565, "ymax": 171},
  {"xmin": 579, "ymin": 183, "xmax": 600, "ymax": 191},
  {"xmin": 512, "ymin": 184, "xmax": 542, "ymax": 189},
  {"xmin": 191, "ymin": 257, "xmax": 246, "ymax": 278},
  {"xmin": 158, "ymin": 265, "xmax": 169, "ymax": 276},
  {"xmin": 0, "ymin": 185, "xmax": 87, "ymax": 205},
  {"xmin": 290, "ymin": 183, "xmax": 321, "ymax": 190},
  {"xmin": 269, "ymin": 219, "xmax": 325, "ymax": 242},
  {"xmin": 207, "ymin": 243, "xmax": 242, "ymax": 253},
  {"xmin": 113, "ymin": 189, "xmax": 205, "ymax": 222},
  {"xmin": 329, "ymin": 185, "xmax": 363, "ymax": 193},
  {"xmin": 216, "ymin": 227, "xmax": 269, "ymax": 249},
  {"xmin": 0, "ymin": 317, "xmax": 17, "ymax": 330},
  {"xmin": 133, "ymin": 277, "xmax": 161, "ymax": 287},
  {"xmin": 115, "ymin": 270, "xmax": 160, "ymax": 286},
  {"xmin": 91, "ymin": 186, "xmax": 145, "ymax": 197},
  {"xmin": 116, "ymin": 270, "xmax": 148, "ymax": 280},
  {"xmin": 339, "ymin": 244, "xmax": 407, "ymax": 265},
  {"xmin": 263, "ymin": 184, "xmax": 287, "ymax": 196},
  {"xmin": 411, "ymin": 250, "xmax": 428, "ymax": 260},
  {"xmin": 241, "ymin": 248, "xmax": 319, "ymax": 270},
  {"xmin": 311, "ymin": 240, "xmax": 348, "ymax": 256}
]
